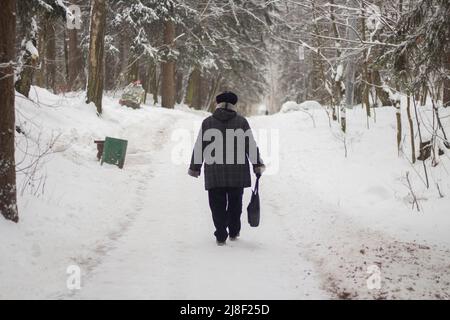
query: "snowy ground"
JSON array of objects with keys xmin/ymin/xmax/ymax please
[{"xmin": 1, "ymin": 87, "xmax": 449, "ymax": 299}]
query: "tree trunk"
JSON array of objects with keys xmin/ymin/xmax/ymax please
[
  {"xmin": 406, "ymin": 95, "xmax": 416, "ymax": 163},
  {"xmin": 0, "ymin": 0, "xmax": 19, "ymax": 223},
  {"xmin": 206, "ymin": 73, "xmax": 222, "ymax": 112},
  {"xmin": 67, "ymin": 0, "xmax": 84, "ymax": 91},
  {"xmin": 175, "ymin": 70, "xmax": 184, "ymax": 104},
  {"xmin": 443, "ymin": 49, "xmax": 450, "ymax": 107},
  {"xmin": 185, "ymin": 67, "xmax": 202, "ymax": 109},
  {"xmin": 118, "ymin": 31, "xmax": 130, "ymax": 87},
  {"xmin": 161, "ymin": 17, "xmax": 176, "ymax": 109},
  {"xmin": 395, "ymin": 99, "xmax": 402, "ymax": 154},
  {"xmin": 184, "ymin": 68, "xmax": 195, "ymax": 106},
  {"xmin": 67, "ymin": 27, "xmax": 83, "ymax": 91},
  {"xmin": 104, "ymin": 51, "xmax": 116, "ymax": 91},
  {"xmin": 156, "ymin": 72, "xmax": 161, "ymax": 104},
  {"xmin": 345, "ymin": 56, "xmax": 355, "ymax": 108},
  {"xmin": 345, "ymin": 18, "xmax": 357, "ymax": 107},
  {"xmin": 146, "ymin": 61, "xmax": 158, "ymax": 105},
  {"xmin": 311, "ymin": 1, "xmax": 329, "ymax": 106},
  {"xmin": 64, "ymin": 29, "xmax": 69, "ymax": 90},
  {"xmin": 360, "ymin": 2, "xmax": 371, "ymax": 118},
  {"xmin": 35, "ymin": 18, "xmax": 47, "ymax": 88},
  {"xmin": 192, "ymin": 70, "xmax": 204, "ymax": 110},
  {"xmin": 420, "ymin": 83, "xmax": 428, "ymax": 106},
  {"xmin": 372, "ymin": 69, "xmax": 391, "ymax": 106},
  {"xmin": 86, "ymin": 0, "xmax": 107, "ymax": 114},
  {"xmin": 329, "ymin": 0, "xmax": 345, "ymax": 130},
  {"xmin": 46, "ymin": 22, "xmax": 56, "ymax": 93}
]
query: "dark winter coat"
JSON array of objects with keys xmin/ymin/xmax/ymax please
[{"xmin": 189, "ymin": 107, "xmax": 264, "ymax": 190}]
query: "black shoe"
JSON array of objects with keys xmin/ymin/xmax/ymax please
[
  {"xmin": 216, "ymin": 240, "xmax": 226, "ymax": 246},
  {"xmin": 229, "ymin": 233, "xmax": 240, "ymax": 241}
]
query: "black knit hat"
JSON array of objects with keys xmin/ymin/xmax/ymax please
[{"xmin": 216, "ymin": 91, "xmax": 238, "ymax": 105}]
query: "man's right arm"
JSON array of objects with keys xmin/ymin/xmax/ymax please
[{"xmin": 243, "ymin": 118, "xmax": 265, "ymax": 176}]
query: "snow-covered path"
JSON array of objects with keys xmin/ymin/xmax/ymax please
[
  {"xmin": 66, "ymin": 116, "xmax": 328, "ymax": 299},
  {"xmin": 3, "ymin": 88, "xmax": 450, "ymax": 299}
]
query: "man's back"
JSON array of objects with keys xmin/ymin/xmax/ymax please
[
  {"xmin": 188, "ymin": 91, "xmax": 265, "ymax": 245},
  {"xmin": 200, "ymin": 107, "xmax": 255, "ymax": 190}
]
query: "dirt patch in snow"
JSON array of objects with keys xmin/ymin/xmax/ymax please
[{"xmin": 312, "ymin": 230, "xmax": 450, "ymax": 299}]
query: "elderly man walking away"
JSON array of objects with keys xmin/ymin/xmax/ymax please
[{"xmin": 188, "ymin": 91, "xmax": 265, "ymax": 246}]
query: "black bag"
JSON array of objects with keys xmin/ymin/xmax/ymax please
[{"xmin": 247, "ymin": 176, "xmax": 260, "ymax": 227}]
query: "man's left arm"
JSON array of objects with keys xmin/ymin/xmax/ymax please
[{"xmin": 188, "ymin": 123, "xmax": 204, "ymax": 178}]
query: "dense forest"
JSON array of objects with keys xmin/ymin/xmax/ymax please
[
  {"xmin": 5, "ymin": 1, "xmax": 450, "ymax": 110},
  {"xmin": 1, "ymin": 0, "xmax": 449, "ymax": 221},
  {"xmin": 0, "ymin": 0, "xmax": 449, "ymax": 215}
]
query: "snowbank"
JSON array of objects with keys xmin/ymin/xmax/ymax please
[
  {"xmin": 260, "ymin": 103, "xmax": 450, "ymax": 247},
  {"xmin": 254, "ymin": 102, "xmax": 450, "ymax": 299},
  {"xmin": 280, "ymin": 100, "xmax": 323, "ymax": 113}
]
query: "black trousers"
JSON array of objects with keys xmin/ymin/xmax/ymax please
[{"xmin": 208, "ymin": 187, "xmax": 244, "ymax": 242}]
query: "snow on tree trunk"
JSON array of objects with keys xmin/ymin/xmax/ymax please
[
  {"xmin": 0, "ymin": 0, "xmax": 19, "ymax": 223},
  {"xmin": 161, "ymin": 17, "xmax": 176, "ymax": 109},
  {"xmin": 15, "ymin": 7, "xmax": 39, "ymax": 98},
  {"xmin": 345, "ymin": 17, "xmax": 358, "ymax": 108},
  {"xmin": 86, "ymin": 0, "xmax": 107, "ymax": 115},
  {"xmin": 329, "ymin": 0, "xmax": 346, "ymax": 131},
  {"xmin": 360, "ymin": 2, "xmax": 371, "ymax": 118}
]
